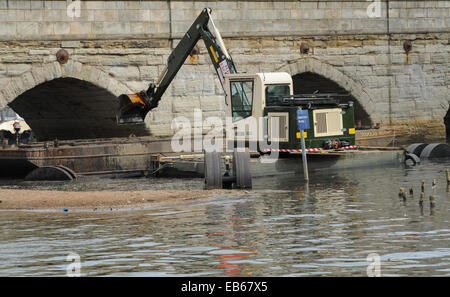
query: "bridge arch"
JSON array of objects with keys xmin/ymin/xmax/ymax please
[
  {"xmin": 0, "ymin": 61, "xmax": 149, "ymax": 141},
  {"xmin": 276, "ymin": 58, "xmax": 376, "ymax": 129}
]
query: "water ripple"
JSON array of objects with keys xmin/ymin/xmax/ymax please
[{"xmin": 1, "ymin": 160, "xmax": 450, "ymax": 276}]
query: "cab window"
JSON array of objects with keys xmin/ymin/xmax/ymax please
[
  {"xmin": 230, "ymin": 80, "xmax": 254, "ymax": 121},
  {"xmin": 265, "ymin": 84, "xmax": 290, "ymax": 106}
]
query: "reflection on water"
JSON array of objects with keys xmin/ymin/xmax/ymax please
[{"xmin": 0, "ymin": 159, "xmax": 449, "ymax": 276}]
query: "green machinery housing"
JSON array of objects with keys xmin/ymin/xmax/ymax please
[
  {"xmin": 264, "ymin": 94, "xmax": 356, "ymax": 151},
  {"xmin": 224, "ymin": 72, "xmax": 356, "ymax": 152}
]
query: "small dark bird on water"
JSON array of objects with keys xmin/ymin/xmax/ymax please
[
  {"xmin": 429, "ymin": 195, "xmax": 436, "ymax": 208},
  {"xmin": 399, "ymin": 187, "xmax": 407, "ymax": 201},
  {"xmin": 432, "ymin": 179, "xmax": 437, "ymax": 193},
  {"xmin": 419, "ymin": 192, "xmax": 424, "ymax": 206}
]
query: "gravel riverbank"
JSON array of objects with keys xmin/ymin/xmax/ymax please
[{"xmin": 0, "ymin": 189, "xmax": 239, "ymax": 212}]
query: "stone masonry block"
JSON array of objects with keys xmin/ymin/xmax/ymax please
[
  {"xmin": 124, "ymin": 80, "xmax": 147, "ymax": 92},
  {"xmin": 29, "ymin": 66, "xmax": 46, "ymax": 86},
  {"xmin": 17, "ymin": 22, "xmax": 39, "ymax": 37},
  {"xmin": 107, "ymin": 66, "xmax": 140, "ymax": 80},
  {"xmin": 24, "ymin": 10, "xmax": 44, "ymax": 21},
  {"xmin": 0, "ymin": 81, "xmax": 17, "ymax": 103},
  {"xmin": 200, "ymin": 96, "xmax": 224, "ymax": 112},
  {"xmin": 360, "ymin": 55, "xmax": 377, "ymax": 66},
  {"xmin": 6, "ymin": 64, "xmax": 31, "ymax": 76},
  {"xmin": 172, "ymin": 97, "xmax": 201, "ymax": 114},
  {"xmin": 139, "ymin": 66, "xmax": 159, "ymax": 81},
  {"xmin": 20, "ymin": 71, "xmax": 36, "ymax": 91},
  {"xmin": 8, "ymin": 77, "xmax": 25, "ymax": 100},
  {"xmin": 147, "ymin": 123, "xmax": 173, "ymax": 136},
  {"xmin": 85, "ymin": 1, "xmax": 105, "ymax": 10},
  {"xmin": 8, "ymin": 0, "xmax": 31, "ymax": 9}
]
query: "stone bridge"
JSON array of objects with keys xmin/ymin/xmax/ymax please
[{"xmin": 0, "ymin": 0, "xmax": 448, "ymax": 141}]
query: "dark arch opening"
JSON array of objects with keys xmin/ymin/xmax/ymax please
[
  {"xmin": 292, "ymin": 72, "xmax": 373, "ymax": 129},
  {"xmin": 7, "ymin": 78, "xmax": 149, "ymax": 141}
]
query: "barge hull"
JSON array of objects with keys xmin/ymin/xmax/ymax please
[
  {"xmin": 0, "ymin": 136, "xmax": 405, "ymax": 178},
  {"xmin": 151, "ymin": 147, "xmax": 405, "ymax": 178},
  {"xmin": 0, "ymin": 137, "xmax": 175, "ymax": 177}
]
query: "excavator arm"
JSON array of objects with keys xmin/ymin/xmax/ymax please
[{"xmin": 117, "ymin": 8, "xmax": 237, "ymax": 124}]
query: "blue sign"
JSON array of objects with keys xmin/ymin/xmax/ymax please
[{"xmin": 297, "ymin": 110, "xmax": 310, "ymax": 130}]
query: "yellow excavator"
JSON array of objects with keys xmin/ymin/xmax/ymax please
[
  {"xmin": 117, "ymin": 8, "xmax": 236, "ymax": 124},
  {"xmin": 116, "ymin": 8, "xmax": 357, "ymax": 189},
  {"xmin": 117, "ymin": 8, "xmax": 356, "ymax": 153}
]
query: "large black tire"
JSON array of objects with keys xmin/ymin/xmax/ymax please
[
  {"xmin": 233, "ymin": 149, "xmax": 252, "ymax": 189},
  {"xmin": 54, "ymin": 165, "xmax": 77, "ymax": 179},
  {"xmin": 405, "ymin": 143, "xmax": 428, "ymax": 157},
  {"xmin": 24, "ymin": 166, "xmax": 74, "ymax": 181},
  {"xmin": 204, "ymin": 152, "xmax": 223, "ymax": 189},
  {"xmin": 420, "ymin": 143, "xmax": 450, "ymax": 159},
  {"xmin": 405, "ymin": 153, "xmax": 420, "ymax": 165}
]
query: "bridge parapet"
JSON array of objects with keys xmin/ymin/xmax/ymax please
[{"xmin": 0, "ymin": 1, "xmax": 448, "ymax": 40}]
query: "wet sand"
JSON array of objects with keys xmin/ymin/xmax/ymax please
[{"xmin": 0, "ymin": 189, "xmax": 240, "ymax": 212}]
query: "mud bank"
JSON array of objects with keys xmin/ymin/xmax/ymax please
[{"xmin": 0, "ymin": 189, "xmax": 240, "ymax": 212}]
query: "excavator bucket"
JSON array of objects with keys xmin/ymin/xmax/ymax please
[{"xmin": 116, "ymin": 92, "xmax": 149, "ymax": 125}]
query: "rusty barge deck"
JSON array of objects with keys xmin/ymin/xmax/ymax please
[
  {"xmin": 0, "ymin": 136, "xmax": 405, "ymax": 178},
  {"xmin": 0, "ymin": 136, "xmax": 175, "ymax": 177}
]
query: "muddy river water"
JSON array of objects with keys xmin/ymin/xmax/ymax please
[{"xmin": 0, "ymin": 158, "xmax": 449, "ymax": 276}]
